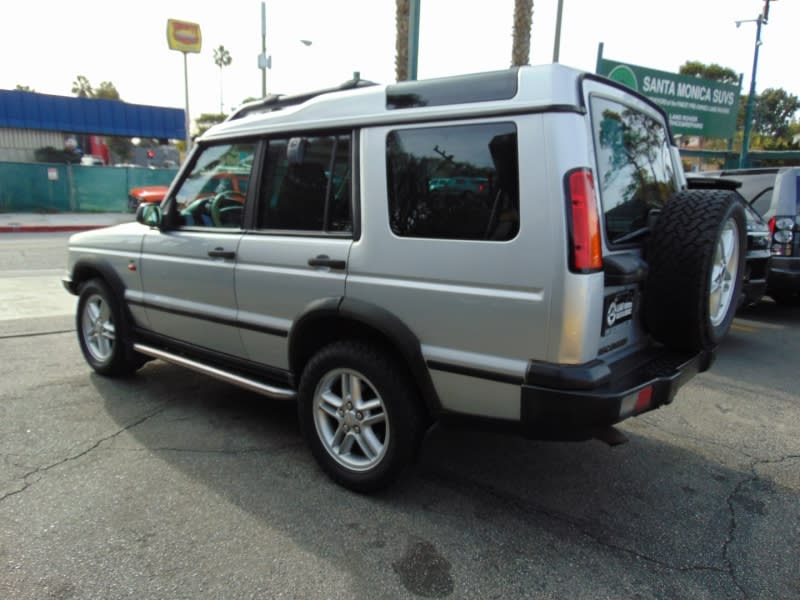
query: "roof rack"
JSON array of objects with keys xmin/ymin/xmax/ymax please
[{"xmin": 227, "ymin": 73, "xmax": 378, "ymax": 121}]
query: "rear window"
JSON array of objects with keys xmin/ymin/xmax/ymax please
[{"xmin": 590, "ymin": 97, "xmax": 677, "ymax": 244}]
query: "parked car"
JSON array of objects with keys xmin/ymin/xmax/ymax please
[
  {"xmin": 700, "ymin": 168, "xmax": 800, "ymax": 305},
  {"xmin": 80, "ymin": 155, "xmax": 105, "ymax": 166},
  {"xmin": 64, "ymin": 66, "xmax": 746, "ymax": 492},
  {"xmin": 127, "ymin": 171, "xmax": 249, "ymax": 213},
  {"xmin": 687, "ymin": 176, "xmax": 771, "ymax": 306}
]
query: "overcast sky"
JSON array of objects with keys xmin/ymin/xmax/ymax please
[{"xmin": 1, "ymin": 0, "xmax": 796, "ymax": 122}]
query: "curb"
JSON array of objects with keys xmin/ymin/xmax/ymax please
[{"xmin": 0, "ymin": 225, "xmax": 107, "ymax": 234}]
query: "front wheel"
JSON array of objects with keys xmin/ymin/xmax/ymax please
[
  {"xmin": 76, "ymin": 279, "xmax": 143, "ymax": 376},
  {"xmin": 298, "ymin": 341, "xmax": 423, "ymax": 493}
]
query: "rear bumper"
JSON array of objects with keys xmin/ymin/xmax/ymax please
[
  {"xmin": 767, "ymin": 256, "xmax": 800, "ymax": 292},
  {"xmin": 520, "ymin": 347, "xmax": 714, "ymax": 439}
]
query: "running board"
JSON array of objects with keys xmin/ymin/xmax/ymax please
[{"xmin": 133, "ymin": 343, "xmax": 296, "ymax": 400}]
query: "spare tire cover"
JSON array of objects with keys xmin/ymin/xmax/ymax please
[{"xmin": 644, "ymin": 189, "xmax": 746, "ymax": 352}]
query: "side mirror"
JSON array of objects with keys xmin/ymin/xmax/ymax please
[{"xmin": 136, "ymin": 203, "xmax": 163, "ymax": 228}]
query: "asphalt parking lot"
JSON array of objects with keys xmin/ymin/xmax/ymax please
[{"xmin": 1, "ymin": 233, "xmax": 798, "ymax": 599}]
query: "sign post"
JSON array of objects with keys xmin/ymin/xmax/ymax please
[{"xmin": 167, "ymin": 19, "xmax": 202, "ymax": 153}]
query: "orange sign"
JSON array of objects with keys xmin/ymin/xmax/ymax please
[{"xmin": 166, "ymin": 19, "xmax": 202, "ymax": 53}]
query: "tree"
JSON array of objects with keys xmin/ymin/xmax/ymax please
[
  {"xmin": 15, "ymin": 84, "xmax": 35, "ymax": 92},
  {"xmin": 94, "ymin": 81, "xmax": 121, "ymax": 100},
  {"xmin": 754, "ymin": 88, "xmax": 800, "ymax": 139},
  {"xmin": 678, "ymin": 61, "xmax": 739, "ymax": 85},
  {"xmin": 195, "ymin": 112, "xmax": 227, "ymax": 137},
  {"xmin": 511, "ymin": 0, "xmax": 533, "ymax": 67},
  {"xmin": 213, "ymin": 45, "xmax": 233, "ymax": 114},
  {"xmin": 395, "ymin": 0, "xmax": 409, "ymax": 82},
  {"xmin": 71, "ymin": 75, "xmax": 94, "ymax": 98}
]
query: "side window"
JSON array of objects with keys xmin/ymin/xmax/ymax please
[
  {"xmin": 257, "ymin": 133, "xmax": 352, "ymax": 233},
  {"xmin": 590, "ymin": 97, "xmax": 676, "ymax": 244},
  {"xmin": 174, "ymin": 142, "xmax": 255, "ymax": 228},
  {"xmin": 386, "ymin": 122, "xmax": 519, "ymax": 241}
]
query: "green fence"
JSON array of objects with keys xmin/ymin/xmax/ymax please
[{"xmin": 0, "ymin": 162, "xmax": 178, "ymax": 212}]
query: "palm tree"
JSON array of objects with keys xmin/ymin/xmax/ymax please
[
  {"xmin": 213, "ymin": 45, "xmax": 233, "ymax": 114},
  {"xmin": 511, "ymin": 0, "xmax": 534, "ymax": 67},
  {"xmin": 71, "ymin": 75, "xmax": 94, "ymax": 98},
  {"xmin": 395, "ymin": 0, "xmax": 409, "ymax": 82}
]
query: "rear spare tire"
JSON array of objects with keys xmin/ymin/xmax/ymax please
[{"xmin": 644, "ymin": 190, "xmax": 746, "ymax": 352}]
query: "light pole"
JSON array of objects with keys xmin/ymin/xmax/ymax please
[
  {"xmin": 553, "ymin": 0, "xmax": 564, "ymax": 62},
  {"xmin": 737, "ymin": 0, "xmax": 777, "ymax": 168},
  {"xmin": 737, "ymin": 15, "xmax": 763, "ymax": 168}
]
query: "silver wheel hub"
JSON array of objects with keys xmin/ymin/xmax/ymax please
[
  {"xmin": 313, "ymin": 368, "xmax": 389, "ymax": 471},
  {"xmin": 81, "ymin": 294, "xmax": 115, "ymax": 363},
  {"xmin": 709, "ymin": 217, "xmax": 740, "ymax": 327}
]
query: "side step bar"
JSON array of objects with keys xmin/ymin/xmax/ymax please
[{"xmin": 133, "ymin": 343, "xmax": 296, "ymax": 401}]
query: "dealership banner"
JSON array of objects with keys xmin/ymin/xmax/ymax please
[{"xmin": 597, "ymin": 58, "xmax": 740, "ymax": 139}]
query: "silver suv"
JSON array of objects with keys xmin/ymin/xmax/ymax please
[{"xmin": 64, "ymin": 66, "xmax": 746, "ymax": 491}]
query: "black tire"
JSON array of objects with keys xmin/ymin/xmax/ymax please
[
  {"xmin": 297, "ymin": 341, "xmax": 423, "ymax": 493},
  {"xmin": 76, "ymin": 278, "xmax": 144, "ymax": 376},
  {"xmin": 644, "ymin": 190, "xmax": 746, "ymax": 352}
]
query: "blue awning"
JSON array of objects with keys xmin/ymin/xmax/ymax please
[{"xmin": 0, "ymin": 90, "xmax": 185, "ymax": 140}]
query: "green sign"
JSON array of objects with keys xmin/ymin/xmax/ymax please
[{"xmin": 597, "ymin": 58, "xmax": 740, "ymax": 139}]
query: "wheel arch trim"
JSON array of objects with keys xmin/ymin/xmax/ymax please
[{"xmin": 288, "ymin": 297, "xmax": 442, "ymax": 415}]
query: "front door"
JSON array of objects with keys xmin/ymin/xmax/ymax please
[{"xmin": 139, "ymin": 141, "xmax": 256, "ymax": 358}]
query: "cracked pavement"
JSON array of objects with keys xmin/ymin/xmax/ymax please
[{"xmin": 1, "ymin": 236, "xmax": 798, "ymax": 598}]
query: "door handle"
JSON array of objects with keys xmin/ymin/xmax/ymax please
[
  {"xmin": 308, "ymin": 255, "xmax": 346, "ymax": 270},
  {"xmin": 208, "ymin": 248, "xmax": 236, "ymax": 259}
]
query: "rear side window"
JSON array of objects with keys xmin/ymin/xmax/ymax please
[
  {"xmin": 257, "ymin": 133, "xmax": 352, "ymax": 233},
  {"xmin": 591, "ymin": 97, "xmax": 676, "ymax": 244},
  {"xmin": 386, "ymin": 122, "xmax": 519, "ymax": 241}
]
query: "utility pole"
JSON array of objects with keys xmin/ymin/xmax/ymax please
[
  {"xmin": 739, "ymin": 0, "xmax": 777, "ymax": 168},
  {"xmin": 553, "ymin": 0, "xmax": 564, "ymax": 62}
]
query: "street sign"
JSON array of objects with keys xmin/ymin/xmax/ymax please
[
  {"xmin": 597, "ymin": 58, "xmax": 740, "ymax": 139},
  {"xmin": 166, "ymin": 19, "xmax": 202, "ymax": 54}
]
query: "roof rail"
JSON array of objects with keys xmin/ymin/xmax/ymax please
[{"xmin": 227, "ymin": 73, "xmax": 378, "ymax": 121}]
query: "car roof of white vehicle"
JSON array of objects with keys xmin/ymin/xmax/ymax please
[{"xmin": 202, "ymin": 64, "xmax": 668, "ymax": 142}]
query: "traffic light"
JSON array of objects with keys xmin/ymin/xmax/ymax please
[{"xmin": 146, "ymin": 150, "xmax": 156, "ymax": 159}]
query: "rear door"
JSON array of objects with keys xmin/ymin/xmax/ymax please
[
  {"xmin": 584, "ymin": 83, "xmax": 681, "ymax": 357},
  {"xmin": 235, "ymin": 132, "xmax": 354, "ymax": 369}
]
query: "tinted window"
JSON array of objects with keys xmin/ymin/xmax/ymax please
[
  {"xmin": 174, "ymin": 142, "xmax": 255, "ymax": 228},
  {"xmin": 387, "ymin": 122, "xmax": 519, "ymax": 240},
  {"xmin": 258, "ymin": 134, "xmax": 351, "ymax": 232},
  {"xmin": 591, "ymin": 97, "xmax": 677, "ymax": 244}
]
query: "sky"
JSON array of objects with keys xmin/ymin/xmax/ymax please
[{"xmin": 1, "ymin": 0, "xmax": 797, "ymax": 128}]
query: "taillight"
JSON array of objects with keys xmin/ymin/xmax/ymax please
[
  {"xmin": 770, "ymin": 215, "xmax": 795, "ymax": 256},
  {"xmin": 565, "ymin": 168, "xmax": 603, "ymax": 272}
]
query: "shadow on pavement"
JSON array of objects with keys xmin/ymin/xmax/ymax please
[{"xmin": 90, "ymin": 361, "xmax": 799, "ymax": 599}]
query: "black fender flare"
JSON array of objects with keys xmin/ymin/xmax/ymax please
[{"xmin": 288, "ymin": 297, "xmax": 441, "ymax": 415}]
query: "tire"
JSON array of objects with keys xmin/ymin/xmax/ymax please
[
  {"xmin": 76, "ymin": 278, "xmax": 144, "ymax": 376},
  {"xmin": 644, "ymin": 190, "xmax": 746, "ymax": 352},
  {"xmin": 297, "ymin": 341, "xmax": 423, "ymax": 493}
]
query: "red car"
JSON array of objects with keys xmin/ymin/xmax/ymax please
[{"xmin": 127, "ymin": 172, "xmax": 250, "ymax": 212}]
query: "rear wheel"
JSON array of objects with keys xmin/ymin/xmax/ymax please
[
  {"xmin": 298, "ymin": 341, "xmax": 423, "ymax": 493},
  {"xmin": 77, "ymin": 279, "xmax": 144, "ymax": 376},
  {"xmin": 644, "ymin": 190, "xmax": 746, "ymax": 352}
]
